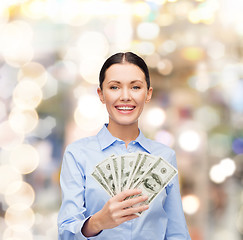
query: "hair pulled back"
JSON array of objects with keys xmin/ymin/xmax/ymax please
[{"xmin": 99, "ymin": 52, "xmax": 150, "ymax": 90}]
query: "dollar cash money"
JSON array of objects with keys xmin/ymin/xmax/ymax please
[{"xmin": 91, "ymin": 152, "xmax": 178, "ymax": 215}]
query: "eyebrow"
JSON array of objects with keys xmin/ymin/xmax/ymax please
[{"xmin": 107, "ymin": 80, "xmax": 144, "ymax": 84}]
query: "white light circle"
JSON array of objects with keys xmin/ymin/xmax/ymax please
[
  {"xmin": 77, "ymin": 95, "xmax": 102, "ymax": 119},
  {"xmin": 5, "ymin": 205, "xmax": 35, "ymax": 229},
  {"xmin": 137, "ymin": 22, "xmax": 160, "ymax": 40},
  {"xmin": 77, "ymin": 31, "xmax": 109, "ymax": 57},
  {"xmin": 219, "ymin": 158, "xmax": 236, "ymax": 177},
  {"xmin": 209, "ymin": 164, "xmax": 226, "ymax": 184},
  {"xmin": 4, "ymin": 181, "xmax": 35, "ymax": 208},
  {"xmin": 13, "ymin": 81, "xmax": 43, "ymax": 110},
  {"xmin": 10, "ymin": 144, "xmax": 39, "ymax": 174},
  {"xmin": 178, "ymin": 130, "xmax": 200, "ymax": 152},
  {"xmin": 182, "ymin": 195, "xmax": 200, "ymax": 215},
  {"xmin": 0, "ymin": 165, "xmax": 22, "ymax": 194},
  {"xmin": 144, "ymin": 107, "xmax": 166, "ymax": 128}
]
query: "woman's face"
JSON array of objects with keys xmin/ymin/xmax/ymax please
[{"xmin": 97, "ymin": 63, "xmax": 153, "ymax": 128}]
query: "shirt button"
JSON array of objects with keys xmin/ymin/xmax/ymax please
[
  {"xmin": 128, "ymin": 148, "xmax": 132, "ymax": 153},
  {"xmin": 132, "ymin": 141, "xmax": 136, "ymax": 145}
]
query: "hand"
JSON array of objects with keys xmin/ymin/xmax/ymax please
[{"xmin": 82, "ymin": 189, "xmax": 149, "ymax": 237}]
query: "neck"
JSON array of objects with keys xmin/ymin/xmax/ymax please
[{"xmin": 107, "ymin": 121, "xmax": 139, "ymax": 147}]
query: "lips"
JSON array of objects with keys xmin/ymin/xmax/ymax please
[{"xmin": 115, "ymin": 105, "xmax": 136, "ymax": 113}]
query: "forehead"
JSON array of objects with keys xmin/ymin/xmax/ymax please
[{"xmin": 104, "ymin": 63, "xmax": 145, "ymax": 82}]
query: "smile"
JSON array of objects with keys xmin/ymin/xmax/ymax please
[{"xmin": 115, "ymin": 105, "xmax": 136, "ymax": 112}]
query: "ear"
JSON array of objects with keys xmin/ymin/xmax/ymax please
[
  {"xmin": 97, "ymin": 87, "xmax": 105, "ymax": 104},
  {"xmin": 145, "ymin": 87, "xmax": 153, "ymax": 103}
]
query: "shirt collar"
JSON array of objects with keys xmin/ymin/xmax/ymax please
[
  {"xmin": 135, "ymin": 129, "xmax": 151, "ymax": 154},
  {"xmin": 97, "ymin": 124, "xmax": 151, "ymax": 153},
  {"xmin": 97, "ymin": 124, "xmax": 118, "ymax": 151}
]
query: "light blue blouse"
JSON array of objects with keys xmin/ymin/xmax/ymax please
[{"xmin": 58, "ymin": 124, "xmax": 191, "ymax": 240}]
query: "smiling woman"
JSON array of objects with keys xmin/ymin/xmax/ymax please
[
  {"xmin": 97, "ymin": 60, "xmax": 152, "ymax": 143},
  {"xmin": 57, "ymin": 52, "xmax": 191, "ymax": 240}
]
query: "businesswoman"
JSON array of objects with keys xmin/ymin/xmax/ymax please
[{"xmin": 58, "ymin": 52, "xmax": 191, "ymax": 240}]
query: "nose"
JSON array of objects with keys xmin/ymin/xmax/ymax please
[{"xmin": 120, "ymin": 87, "xmax": 131, "ymax": 101}]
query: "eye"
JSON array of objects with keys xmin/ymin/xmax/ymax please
[
  {"xmin": 110, "ymin": 86, "xmax": 118, "ymax": 90},
  {"xmin": 132, "ymin": 86, "xmax": 141, "ymax": 90}
]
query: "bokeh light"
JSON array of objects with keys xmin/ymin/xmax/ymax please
[
  {"xmin": 132, "ymin": 1, "xmax": 151, "ymax": 18},
  {"xmin": 3, "ymin": 226, "xmax": 33, "ymax": 240},
  {"xmin": 135, "ymin": 41, "xmax": 155, "ymax": 56},
  {"xmin": 219, "ymin": 158, "xmax": 236, "ymax": 177},
  {"xmin": 18, "ymin": 62, "xmax": 48, "ymax": 88},
  {"xmin": 8, "ymin": 108, "xmax": 39, "ymax": 134},
  {"xmin": 0, "ymin": 165, "xmax": 22, "ymax": 194},
  {"xmin": 0, "ymin": 121, "xmax": 24, "ymax": 150},
  {"xmin": 182, "ymin": 194, "xmax": 200, "ymax": 215},
  {"xmin": 157, "ymin": 59, "xmax": 173, "ymax": 75},
  {"xmin": 193, "ymin": 106, "xmax": 220, "ymax": 131},
  {"xmin": 79, "ymin": 56, "xmax": 105, "ymax": 85},
  {"xmin": 178, "ymin": 130, "xmax": 201, "ymax": 152},
  {"xmin": 137, "ymin": 22, "xmax": 160, "ymax": 40},
  {"xmin": 232, "ymin": 138, "xmax": 243, "ymax": 154},
  {"xmin": 13, "ymin": 81, "xmax": 43, "ymax": 110},
  {"xmin": 155, "ymin": 130, "xmax": 175, "ymax": 147},
  {"xmin": 4, "ymin": 181, "xmax": 35, "ymax": 208},
  {"xmin": 158, "ymin": 40, "xmax": 177, "ymax": 54},
  {"xmin": 10, "ymin": 144, "xmax": 40, "ymax": 174},
  {"xmin": 0, "ymin": 20, "xmax": 34, "ymax": 67},
  {"xmin": 209, "ymin": 158, "xmax": 236, "ymax": 184},
  {"xmin": 5, "ymin": 205, "xmax": 35, "ymax": 229},
  {"xmin": 0, "ymin": 5, "xmax": 9, "ymax": 24},
  {"xmin": 47, "ymin": 60, "xmax": 77, "ymax": 85},
  {"xmin": 74, "ymin": 94, "xmax": 108, "ymax": 132},
  {"xmin": 180, "ymin": 47, "xmax": 205, "ymax": 61},
  {"xmin": 77, "ymin": 31, "xmax": 109, "ymax": 58},
  {"xmin": 142, "ymin": 106, "xmax": 166, "ymax": 129},
  {"xmin": 145, "ymin": 53, "xmax": 160, "ymax": 68},
  {"xmin": 208, "ymin": 133, "xmax": 232, "ymax": 158},
  {"xmin": 21, "ymin": 0, "xmax": 46, "ymax": 19}
]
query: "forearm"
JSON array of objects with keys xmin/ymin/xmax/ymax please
[
  {"xmin": 82, "ymin": 189, "xmax": 149, "ymax": 237},
  {"xmin": 81, "ymin": 212, "xmax": 103, "ymax": 237}
]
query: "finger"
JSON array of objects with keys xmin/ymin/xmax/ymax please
[
  {"xmin": 114, "ymin": 189, "xmax": 142, "ymax": 202},
  {"xmin": 120, "ymin": 195, "xmax": 148, "ymax": 209},
  {"xmin": 120, "ymin": 214, "xmax": 139, "ymax": 223},
  {"xmin": 122, "ymin": 204, "xmax": 149, "ymax": 216}
]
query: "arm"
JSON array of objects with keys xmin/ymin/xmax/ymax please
[
  {"xmin": 164, "ymin": 152, "xmax": 191, "ymax": 240},
  {"xmin": 57, "ymin": 149, "xmax": 89, "ymax": 240},
  {"xmin": 82, "ymin": 189, "xmax": 149, "ymax": 237},
  {"xmin": 58, "ymin": 148, "xmax": 149, "ymax": 240}
]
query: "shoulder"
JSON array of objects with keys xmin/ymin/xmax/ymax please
[
  {"xmin": 147, "ymin": 138, "xmax": 175, "ymax": 155},
  {"xmin": 146, "ymin": 138, "xmax": 176, "ymax": 165},
  {"xmin": 65, "ymin": 135, "xmax": 100, "ymax": 154}
]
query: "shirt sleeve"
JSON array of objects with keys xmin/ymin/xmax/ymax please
[
  {"xmin": 164, "ymin": 151, "xmax": 191, "ymax": 240},
  {"xmin": 57, "ymin": 147, "xmax": 100, "ymax": 240}
]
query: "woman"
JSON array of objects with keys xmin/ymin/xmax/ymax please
[{"xmin": 58, "ymin": 52, "xmax": 191, "ymax": 239}]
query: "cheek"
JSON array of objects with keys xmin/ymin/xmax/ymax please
[
  {"xmin": 134, "ymin": 92, "xmax": 147, "ymax": 104},
  {"xmin": 103, "ymin": 91, "xmax": 117, "ymax": 104}
]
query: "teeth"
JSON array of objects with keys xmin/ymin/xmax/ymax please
[{"xmin": 117, "ymin": 106, "xmax": 134, "ymax": 110}]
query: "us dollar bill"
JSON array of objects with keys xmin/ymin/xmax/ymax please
[
  {"xmin": 91, "ymin": 168, "xmax": 114, "ymax": 197},
  {"xmin": 111, "ymin": 156, "xmax": 121, "ymax": 193},
  {"xmin": 129, "ymin": 157, "xmax": 178, "ymax": 216},
  {"xmin": 120, "ymin": 152, "xmax": 139, "ymax": 191},
  {"xmin": 96, "ymin": 156, "xmax": 117, "ymax": 195},
  {"xmin": 129, "ymin": 153, "xmax": 159, "ymax": 189}
]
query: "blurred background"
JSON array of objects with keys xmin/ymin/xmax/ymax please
[{"xmin": 0, "ymin": 0, "xmax": 243, "ymax": 239}]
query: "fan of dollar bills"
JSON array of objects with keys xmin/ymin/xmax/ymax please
[{"xmin": 92, "ymin": 152, "xmax": 178, "ymax": 214}]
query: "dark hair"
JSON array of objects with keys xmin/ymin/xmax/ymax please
[{"xmin": 99, "ymin": 52, "xmax": 150, "ymax": 90}]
